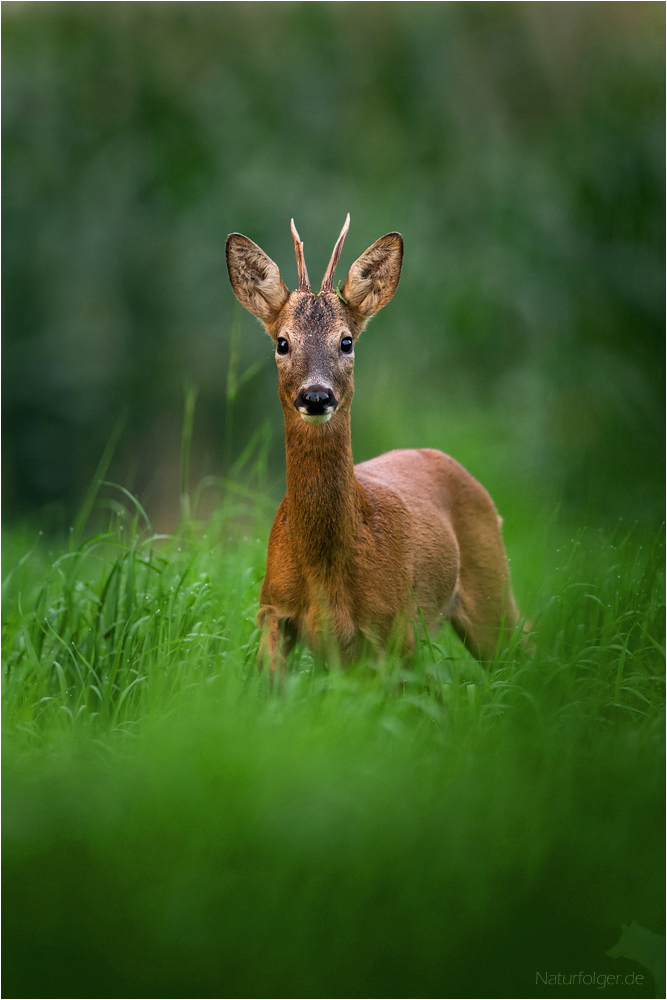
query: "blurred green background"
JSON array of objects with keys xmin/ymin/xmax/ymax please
[
  {"xmin": 2, "ymin": 1, "xmax": 664, "ymax": 531},
  {"xmin": 2, "ymin": 7, "xmax": 665, "ymax": 999}
]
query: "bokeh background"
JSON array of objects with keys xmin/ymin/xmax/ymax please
[
  {"xmin": 3, "ymin": 1, "xmax": 664, "ymax": 534},
  {"xmin": 2, "ymin": 8, "xmax": 665, "ymax": 999}
]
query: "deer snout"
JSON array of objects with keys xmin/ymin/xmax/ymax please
[{"xmin": 295, "ymin": 385, "xmax": 338, "ymax": 424}]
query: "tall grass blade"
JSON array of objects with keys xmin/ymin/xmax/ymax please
[{"xmin": 72, "ymin": 414, "xmax": 126, "ymax": 547}]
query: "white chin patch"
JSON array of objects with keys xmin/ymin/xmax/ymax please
[{"xmin": 299, "ymin": 411, "xmax": 333, "ymax": 424}]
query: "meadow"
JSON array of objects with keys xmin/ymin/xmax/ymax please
[
  {"xmin": 2, "ymin": 4, "xmax": 664, "ymax": 998},
  {"xmin": 2, "ymin": 449, "xmax": 664, "ymax": 998}
]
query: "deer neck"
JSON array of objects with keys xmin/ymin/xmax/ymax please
[{"xmin": 283, "ymin": 409, "xmax": 360, "ymax": 570}]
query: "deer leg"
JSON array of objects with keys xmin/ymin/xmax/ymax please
[
  {"xmin": 257, "ymin": 605, "xmax": 297, "ymax": 677},
  {"xmin": 450, "ymin": 584, "xmax": 520, "ymax": 662}
]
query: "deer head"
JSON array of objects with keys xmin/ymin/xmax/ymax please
[{"xmin": 226, "ymin": 216, "xmax": 403, "ymax": 424}]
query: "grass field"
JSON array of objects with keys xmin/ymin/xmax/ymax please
[
  {"xmin": 2, "ymin": 467, "xmax": 664, "ymax": 999},
  {"xmin": 2, "ymin": 4, "xmax": 663, "ymax": 997}
]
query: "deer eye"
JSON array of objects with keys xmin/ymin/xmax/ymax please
[
  {"xmin": 276, "ymin": 337, "xmax": 289, "ymax": 355},
  {"xmin": 340, "ymin": 337, "xmax": 353, "ymax": 354}
]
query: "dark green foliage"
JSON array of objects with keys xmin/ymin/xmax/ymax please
[{"xmin": 2, "ymin": 3, "xmax": 664, "ymax": 523}]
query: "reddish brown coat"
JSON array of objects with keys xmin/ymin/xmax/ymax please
[{"xmin": 227, "ymin": 218, "xmax": 520, "ymax": 673}]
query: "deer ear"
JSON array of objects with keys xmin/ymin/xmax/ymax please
[
  {"xmin": 341, "ymin": 233, "xmax": 403, "ymax": 320},
  {"xmin": 226, "ymin": 234, "xmax": 290, "ymax": 327}
]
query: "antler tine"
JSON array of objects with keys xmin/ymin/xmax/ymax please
[
  {"xmin": 290, "ymin": 218, "xmax": 311, "ymax": 292},
  {"xmin": 320, "ymin": 213, "xmax": 351, "ymax": 292}
]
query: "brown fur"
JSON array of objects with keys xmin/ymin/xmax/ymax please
[{"xmin": 226, "ymin": 220, "xmax": 520, "ymax": 674}]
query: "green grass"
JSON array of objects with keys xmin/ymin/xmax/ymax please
[{"xmin": 2, "ymin": 487, "xmax": 665, "ymax": 999}]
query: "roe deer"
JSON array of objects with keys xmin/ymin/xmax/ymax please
[{"xmin": 226, "ymin": 215, "xmax": 521, "ymax": 674}]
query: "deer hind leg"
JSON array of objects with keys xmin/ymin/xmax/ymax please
[
  {"xmin": 257, "ymin": 605, "xmax": 297, "ymax": 677},
  {"xmin": 450, "ymin": 585, "xmax": 520, "ymax": 661},
  {"xmin": 448, "ymin": 516, "xmax": 521, "ymax": 662}
]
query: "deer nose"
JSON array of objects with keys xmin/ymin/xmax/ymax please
[{"xmin": 295, "ymin": 385, "xmax": 338, "ymax": 416}]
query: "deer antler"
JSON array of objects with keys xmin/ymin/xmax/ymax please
[
  {"xmin": 290, "ymin": 219, "xmax": 311, "ymax": 292},
  {"xmin": 320, "ymin": 214, "xmax": 351, "ymax": 292}
]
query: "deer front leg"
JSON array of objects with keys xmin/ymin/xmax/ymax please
[{"xmin": 256, "ymin": 605, "xmax": 297, "ymax": 678}]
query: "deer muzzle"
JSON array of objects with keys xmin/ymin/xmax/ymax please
[{"xmin": 294, "ymin": 385, "xmax": 338, "ymax": 423}]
